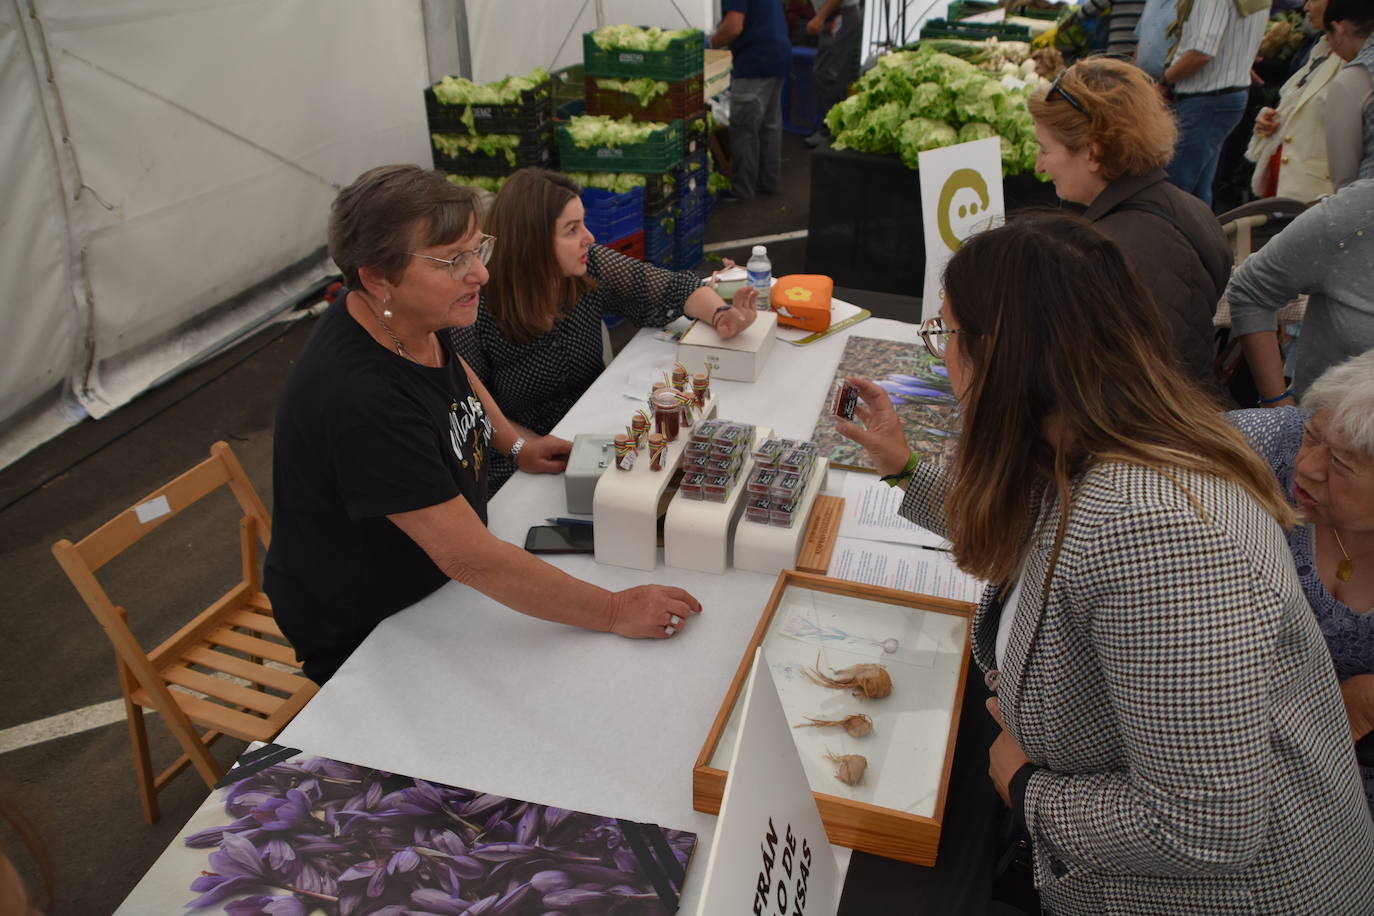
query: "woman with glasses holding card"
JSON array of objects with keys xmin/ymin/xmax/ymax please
[
  {"xmin": 837, "ymin": 213, "xmax": 1374, "ymax": 915},
  {"xmin": 1029, "ymin": 57, "xmax": 1233, "ymax": 400},
  {"xmin": 266, "ymin": 166, "xmax": 700, "ymax": 684},
  {"xmin": 450, "ymin": 167, "xmax": 757, "ymax": 491}
]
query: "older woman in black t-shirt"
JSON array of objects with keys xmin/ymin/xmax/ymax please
[
  {"xmin": 452, "ymin": 168, "xmax": 758, "ymax": 491},
  {"xmin": 265, "ymin": 166, "xmax": 700, "ymax": 684}
]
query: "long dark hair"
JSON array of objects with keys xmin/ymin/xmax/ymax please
[
  {"xmin": 483, "ymin": 168, "xmax": 596, "ymax": 344},
  {"xmin": 940, "ymin": 212, "xmax": 1297, "ymax": 583}
]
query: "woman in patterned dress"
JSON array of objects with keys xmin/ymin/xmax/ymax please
[
  {"xmin": 1232, "ymin": 349, "xmax": 1374, "ymax": 813},
  {"xmin": 451, "ymin": 168, "xmax": 757, "ymax": 491}
]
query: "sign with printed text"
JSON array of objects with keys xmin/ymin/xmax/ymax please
[
  {"xmin": 918, "ymin": 137, "xmax": 1006, "ymax": 319},
  {"xmin": 694, "ymin": 648, "xmax": 840, "ymax": 916}
]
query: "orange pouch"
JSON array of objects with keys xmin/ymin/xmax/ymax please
[{"xmin": 771, "ymin": 274, "xmax": 833, "ymax": 332}]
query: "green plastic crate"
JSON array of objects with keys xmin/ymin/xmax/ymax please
[
  {"xmin": 582, "ymin": 30, "xmax": 706, "ymax": 81},
  {"xmin": 557, "ymin": 118, "xmax": 685, "ymax": 174}
]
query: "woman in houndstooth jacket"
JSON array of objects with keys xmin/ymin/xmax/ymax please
[{"xmin": 837, "ymin": 213, "xmax": 1374, "ymax": 915}]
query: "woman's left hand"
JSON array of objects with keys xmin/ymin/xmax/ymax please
[
  {"xmin": 517, "ymin": 434, "xmax": 573, "ymax": 474},
  {"xmin": 987, "ymin": 696, "xmax": 1030, "ymax": 807},
  {"xmin": 713, "ymin": 287, "xmax": 759, "ymax": 339}
]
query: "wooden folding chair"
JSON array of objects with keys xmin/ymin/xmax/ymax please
[{"xmin": 51, "ymin": 441, "xmax": 317, "ymax": 823}]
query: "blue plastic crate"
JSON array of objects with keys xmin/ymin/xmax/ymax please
[
  {"xmin": 672, "ymin": 226, "xmax": 704, "ymax": 270},
  {"xmin": 782, "ymin": 46, "xmax": 820, "ymax": 135},
  {"xmin": 675, "ymin": 149, "xmax": 709, "ymax": 198},
  {"xmin": 645, "ymin": 215, "xmax": 674, "ymax": 264},
  {"xmin": 585, "ymin": 207, "xmax": 643, "ymax": 243}
]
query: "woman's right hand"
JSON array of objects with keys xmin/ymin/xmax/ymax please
[
  {"xmin": 834, "ymin": 376, "xmax": 913, "ymax": 477},
  {"xmin": 606, "ymin": 585, "xmax": 702, "ymax": 639},
  {"xmin": 1254, "ymin": 107, "xmax": 1280, "ymax": 138}
]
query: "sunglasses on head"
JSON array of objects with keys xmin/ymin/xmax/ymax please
[{"xmin": 1048, "ymin": 67, "xmax": 1088, "ymax": 116}]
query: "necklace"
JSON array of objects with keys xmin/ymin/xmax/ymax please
[
  {"xmin": 1333, "ymin": 527, "xmax": 1355, "ymax": 582},
  {"xmin": 361, "ymin": 296, "xmax": 437, "ymax": 366}
]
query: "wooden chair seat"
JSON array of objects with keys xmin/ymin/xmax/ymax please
[{"xmin": 52, "ymin": 441, "xmax": 317, "ymax": 823}]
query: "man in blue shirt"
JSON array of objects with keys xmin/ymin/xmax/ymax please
[{"xmin": 712, "ymin": 0, "xmax": 791, "ymax": 200}]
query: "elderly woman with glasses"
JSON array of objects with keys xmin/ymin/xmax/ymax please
[
  {"xmin": 1030, "ymin": 57, "xmax": 1233, "ymax": 400},
  {"xmin": 840, "ymin": 213, "xmax": 1374, "ymax": 915},
  {"xmin": 266, "ymin": 166, "xmax": 701, "ymax": 684},
  {"xmin": 1231, "ymin": 349, "xmax": 1374, "ymax": 813},
  {"xmin": 451, "ymin": 167, "xmax": 757, "ymax": 491}
]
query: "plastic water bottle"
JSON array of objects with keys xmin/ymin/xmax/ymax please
[{"xmin": 746, "ymin": 245, "xmax": 771, "ymax": 310}]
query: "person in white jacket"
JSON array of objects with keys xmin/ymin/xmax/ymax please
[{"xmin": 1246, "ymin": 0, "xmax": 1342, "ymax": 201}]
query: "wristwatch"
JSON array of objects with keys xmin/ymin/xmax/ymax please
[{"xmin": 509, "ymin": 437, "xmax": 526, "ymax": 460}]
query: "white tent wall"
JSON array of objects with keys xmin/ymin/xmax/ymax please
[
  {"xmin": 1, "ymin": 0, "xmax": 433, "ymax": 469},
  {"xmin": 465, "ymin": 0, "xmax": 714, "ymax": 85},
  {"xmin": 3, "ymin": 2, "xmax": 84, "ymax": 463},
  {"xmin": 2, "ymin": 0, "xmax": 730, "ymax": 470}
]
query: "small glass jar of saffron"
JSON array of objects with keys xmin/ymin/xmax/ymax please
[
  {"xmin": 630, "ymin": 411, "xmax": 650, "ymax": 448},
  {"xmin": 672, "ymin": 363, "xmax": 690, "ymax": 392},
  {"xmin": 652, "ymin": 388, "xmax": 683, "ymax": 441},
  {"xmin": 648, "ymin": 433, "xmax": 667, "ymax": 471},
  {"xmin": 692, "ymin": 373, "xmax": 709, "ymax": 408},
  {"xmin": 613, "ymin": 434, "xmax": 634, "ymax": 470}
]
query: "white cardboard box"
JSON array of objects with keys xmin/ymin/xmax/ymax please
[{"xmin": 677, "ymin": 310, "xmax": 777, "ymax": 382}]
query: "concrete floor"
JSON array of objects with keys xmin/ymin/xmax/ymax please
[{"xmin": 0, "ymin": 130, "xmax": 924, "ymax": 913}]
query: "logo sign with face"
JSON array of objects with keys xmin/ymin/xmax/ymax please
[{"xmin": 918, "ymin": 138, "xmax": 1005, "ymax": 320}]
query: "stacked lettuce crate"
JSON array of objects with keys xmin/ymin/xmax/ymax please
[
  {"xmin": 426, "ymin": 69, "xmax": 554, "ymax": 193},
  {"xmin": 572, "ymin": 26, "xmax": 708, "ymax": 269}
]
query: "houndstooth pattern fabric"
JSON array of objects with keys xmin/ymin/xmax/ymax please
[{"xmin": 901, "ymin": 461, "xmax": 1374, "ymax": 915}]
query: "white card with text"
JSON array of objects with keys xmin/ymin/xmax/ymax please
[
  {"xmin": 695, "ymin": 648, "xmax": 840, "ymax": 916},
  {"xmin": 918, "ymin": 137, "xmax": 1005, "ymax": 319}
]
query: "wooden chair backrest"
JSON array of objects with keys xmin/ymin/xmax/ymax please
[
  {"xmin": 51, "ymin": 441, "xmax": 270, "ymax": 662},
  {"xmin": 68, "ymin": 441, "xmax": 269, "ymax": 574}
]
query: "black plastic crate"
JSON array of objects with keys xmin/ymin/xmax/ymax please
[
  {"xmin": 430, "ymin": 123, "xmax": 554, "ymax": 177},
  {"xmin": 425, "ymin": 82, "xmax": 554, "ymax": 135}
]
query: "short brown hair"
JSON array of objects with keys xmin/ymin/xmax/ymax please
[
  {"xmin": 1027, "ymin": 57, "xmax": 1177, "ymax": 181},
  {"xmin": 939, "ymin": 212, "xmax": 1296, "ymax": 584},
  {"xmin": 483, "ymin": 168, "xmax": 595, "ymax": 344},
  {"xmin": 328, "ymin": 165, "xmax": 480, "ymax": 290}
]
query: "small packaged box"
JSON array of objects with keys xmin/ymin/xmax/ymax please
[
  {"xmin": 831, "ymin": 379, "xmax": 860, "ymax": 420},
  {"xmin": 709, "ymin": 456, "xmax": 740, "ymax": 478},
  {"xmin": 770, "ymin": 472, "xmax": 803, "ymax": 502},
  {"xmin": 690, "ymin": 419, "xmax": 722, "ymax": 445},
  {"xmin": 712, "ymin": 423, "xmax": 751, "ymax": 450},
  {"xmin": 745, "ymin": 496, "xmax": 772, "ymax": 524},
  {"xmin": 684, "ymin": 454, "xmax": 711, "ymax": 471},
  {"xmin": 747, "ymin": 468, "xmax": 777, "ymax": 495},
  {"xmin": 679, "ymin": 472, "xmax": 708, "ymax": 500},
  {"xmin": 779, "ymin": 448, "xmax": 813, "ymax": 475},
  {"xmin": 770, "ymin": 499, "xmax": 797, "ymax": 527},
  {"xmin": 703, "ymin": 475, "xmax": 732, "ymax": 502},
  {"xmin": 750, "ymin": 437, "xmax": 785, "ymax": 468}
]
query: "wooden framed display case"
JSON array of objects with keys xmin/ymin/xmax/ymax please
[{"xmin": 693, "ymin": 570, "xmax": 974, "ymax": 865}]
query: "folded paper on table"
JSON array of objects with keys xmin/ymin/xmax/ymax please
[
  {"xmin": 827, "ymin": 536, "xmax": 984, "ymax": 604},
  {"xmin": 837, "ymin": 475, "xmax": 948, "ymax": 550}
]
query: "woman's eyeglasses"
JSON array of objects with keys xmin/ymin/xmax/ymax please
[
  {"xmin": 918, "ymin": 316, "xmax": 971, "ymax": 359},
  {"xmin": 409, "ymin": 234, "xmax": 497, "ymax": 277},
  {"xmin": 1047, "ymin": 68, "xmax": 1088, "ymax": 116}
]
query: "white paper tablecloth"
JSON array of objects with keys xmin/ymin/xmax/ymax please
[{"xmin": 267, "ymin": 316, "xmax": 920, "ymax": 910}]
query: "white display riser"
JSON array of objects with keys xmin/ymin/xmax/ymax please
[
  {"xmin": 592, "ymin": 393, "xmax": 720, "ymax": 571},
  {"xmin": 663, "ymin": 426, "xmax": 774, "ymax": 575},
  {"xmin": 732, "ymin": 458, "xmax": 829, "ymax": 576}
]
